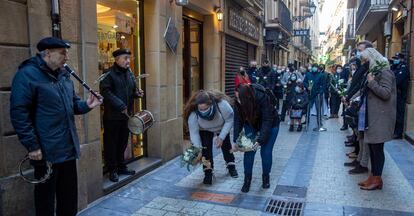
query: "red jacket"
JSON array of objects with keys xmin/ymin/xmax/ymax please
[{"xmin": 234, "ymin": 74, "xmax": 251, "ymax": 90}]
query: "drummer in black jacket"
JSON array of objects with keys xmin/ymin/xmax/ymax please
[{"xmin": 100, "ymin": 48, "xmax": 144, "ymax": 182}]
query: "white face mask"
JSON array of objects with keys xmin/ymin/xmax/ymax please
[
  {"xmin": 351, "ymin": 69, "xmax": 356, "ymax": 75},
  {"xmin": 336, "ymin": 69, "xmax": 343, "ymax": 73}
]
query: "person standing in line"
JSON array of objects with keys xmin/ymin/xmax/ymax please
[
  {"xmin": 390, "ymin": 53, "xmax": 409, "ymax": 139},
  {"xmin": 184, "ymin": 90, "xmax": 238, "ymax": 185},
  {"xmin": 234, "ymin": 66, "xmax": 251, "ymax": 90},
  {"xmin": 10, "ymin": 37, "xmax": 102, "ymax": 216},
  {"xmin": 100, "ymin": 48, "xmax": 144, "ymax": 182},
  {"xmin": 329, "ymin": 65, "xmax": 344, "ymax": 118},
  {"xmin": 233, "ymin": 84, "xmax": 280, "ymax": 193},
  {"xmin": 357, "ymin": 47, "xmax": 396, "ymax": 191},
  {"xmin": 303, "ymin": 64, "xmax": 326, "ymax": 131},
  {"xmin": 247, "ymin": 60, "xmax": 259, "ymax": 84}
]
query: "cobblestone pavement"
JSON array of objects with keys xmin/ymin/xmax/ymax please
[{"xmin": 79, "ymin": 117, "xmax": 414, "ymax": 216}]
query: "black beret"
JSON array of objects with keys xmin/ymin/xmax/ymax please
[
  {"xmin": 37, "ymin": 37, "xmax": 71, "ymax": 51},
  {"xmin": 112, "ymin": 48, "xmax": 131, "ymax": 58},
  {"xmin": 392, "ymin": 52, "xmax": 404, "ymax": 59}
]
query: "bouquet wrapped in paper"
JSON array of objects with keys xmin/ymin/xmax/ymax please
[
  {"xmin": 236, "ymin": 129, "xmax": 259, "ymax": 152},
  {"xmin": 181, "ymin": 145, "xmax": 203, "ymax": 171}
]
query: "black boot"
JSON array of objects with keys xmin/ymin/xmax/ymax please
[
  {"xmin": 297, "ymin": 124, "xmax": 302, "ymax": 132},
  {"xmin": 227, "ymin": 164, "xmax": 238, "ymax": 178},
  {"xmin": 241, "ymin": 175, "xmax": 252, "ymax": 193},
  {"xmin": 262, "ymin": 174, "xmax": 270, "ymax": 189},
  {"xmin": 348, "ymin": 164, "xmax": 368, "ymax": 174},
  {"xmin": 344, "ymin": 159, "xmax": 359, "ymax": 167},
  {"xmin": 109, "ymin": 170, "xmax": 119, "ymax": 182},
  {"xmin": 340, "ymin": 125, "xmax": 349, "ymax": 131},
  {"xmin": 289, "ymin": 125, "xmax": 294, "ymax": 132},
  {"xmin": 203, "ymin": 169, "xmax": 213, "ymax": 185}
]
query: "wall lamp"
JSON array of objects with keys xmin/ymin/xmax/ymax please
[{"xmin": 214, "ymin": 6, "xmax": 223, "ymax": 21}]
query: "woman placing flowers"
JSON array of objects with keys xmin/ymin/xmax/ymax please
[
  {"xmin": 233, "ymin": 84, "xmax": 280, "ymax": 193},
  {"xmin": 183, "ymin": 90, "xmax": 238, "ymax": 185},
  {"xmin": 357, "ymin": 47, "xmax": 396, "ymax": 190}
]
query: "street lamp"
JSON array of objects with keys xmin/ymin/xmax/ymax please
[{"xmin": 293, "ymin": 0, "xmax": 317, "ymax": 22}]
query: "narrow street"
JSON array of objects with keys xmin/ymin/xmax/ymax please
[{"xmin": 79, "ymin": 118, "xmax": 414, "ymax": 216}]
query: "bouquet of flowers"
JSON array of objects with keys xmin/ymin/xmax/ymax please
[
  {"xmin": 181, "ymin": 145, "xmax": 203, "ymax": 171},
  {"xmin": 308, "ymin": 80, "xmax": 314, "ymax": 91},
  {"xmin": 368, "ymin": 60, "xmax": 388, "ymax": 76},
  {"xmin": 336, "ymin": 79, "xmax": 347, "ymax": 97},
  {"xmin": 236, "ymin": 130, "xmax": 259, "ymax": 152}
]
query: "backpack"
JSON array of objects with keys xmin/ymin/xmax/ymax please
[{"xmin": 251, "ymin": 84, "xmax": 278, "ymax": 110}]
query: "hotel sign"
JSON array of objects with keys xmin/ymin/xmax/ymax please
[
  {"xmin": 293, "ymin": 29, "xmax": 310, "ymax": 37},
  {"xmin": 229, "ymin": 9, "xmax": 260, "ymax": 41}
]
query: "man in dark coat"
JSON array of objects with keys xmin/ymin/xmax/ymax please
[
  {"xmin": 10, "ymin": 37, "xmax": 102, "ymax": 216},
  {"xmin": 247, "ymin": 60, "xmax": 259, "ymax": 83},
  {"xmin": 391, "ymin": 53, "xmax": 410, "ymax": 139},
  {"xmin": 304, "ymin": 64, "xmax": 325, "ymax": 131},
  {"xmin": 100, "ymin": 48, "xmax": 144, "ymax": 182}
]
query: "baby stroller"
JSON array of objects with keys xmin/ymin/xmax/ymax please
[{"xmin": 289, "ymin": 85, "xmax": 309, "ymax": 132}]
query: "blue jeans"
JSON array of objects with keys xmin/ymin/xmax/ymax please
[{"xmin": 243, "ymin": 125, "xmax": 279, "ymax": 176}]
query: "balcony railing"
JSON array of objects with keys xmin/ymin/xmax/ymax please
[
  {"xmin": 345, "ymin": 24, "xmax": 355, "ymax": 40},
  {"xmin": 278, "ymin": 0, "xmax": 293, "ymax": 33},
  {"xmin": 302, "ymin": 36, "xmax": 312, "ymax": 50},
  {"xmin": 356, "ymin": 0, "xmax": 389, "ymax": 34}
]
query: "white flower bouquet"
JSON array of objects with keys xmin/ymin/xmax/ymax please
[
  {"xmin": 181, "ymin": 145, "xmax": 203, "ymax": 171},
  {"xmin": 236, "ymin": 130, "xmax": 259, "ymax": 152}
]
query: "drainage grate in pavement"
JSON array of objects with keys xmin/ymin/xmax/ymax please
[
  {"xmin": 264, "ymin": 197, "xmax": 305, "ymax": 216},
  {"xmin": 273, "ymin": 185, "xmax": 307, "ymax": 198}
]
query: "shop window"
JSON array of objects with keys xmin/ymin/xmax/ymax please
[{"xmin": 96, "ymin": 0, "xmax": 145, "ymax": 169}]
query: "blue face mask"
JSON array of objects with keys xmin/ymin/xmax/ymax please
[
  {"xmin": 197, "ymin": 104, "xmax": 216, "ymax": 120},
  {"xmin": 393, "ymin": 59, "xmax": 400, "ymax": 65},
  {"xmin": 311, "ymin": 67, "xmax": 318, "ymax": 73},
  {"xmin": 355, "ymin": 51, "xmax": 361, "ymax": 59}
]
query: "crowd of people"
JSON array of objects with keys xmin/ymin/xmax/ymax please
[{"xmin": 8, "ymin": 36, "xmax": 409, "ymax": 215}]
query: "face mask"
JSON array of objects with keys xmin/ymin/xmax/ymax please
[
  {"xmin": 290, "ymin": 74, "xmax": 297, "ymax": 81},
  {"xmin": 312, "ymin": 67, "xmax": 318, "ymax": 73},
  {"xmin": 286, "ymin": 69, "xmax": 290, "ymax": 72},
  {"xmin": 308, "ymin": 66, "xmax": 312, "ymax": 70},
  {"xmin": 336, "ymin": 69, "xmax": 343, "ymax": 73},
  {"xmin": 393, "ymin": 59, "xmax": 400, "ymax": 65},
  {"xmin": 356, "ymin": 51, "xmax": 361, "ymax": 59},
  {"xmin": 277, "ymin": 69, "xmax": 282, "ymax": 73},
  {"xmin": 197, "ymin": 104, "xmax": 216, "ymax": 120}
]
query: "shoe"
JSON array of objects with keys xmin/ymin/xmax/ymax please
[
  {"xmin": 344, "ymin": 160, "xmax": 359, "ymax": 167},
  {"xmin": 241, "ymin": 175, "xmax": 252, "ymax": 193},
  {"xmin": 262, "ymin": 174, "xmax": 270, "ymax": 189},
  {"xmin": 345, "ymin": 142, "xmax": 354, "ymax": 147},
  {"xmin": 358, "ymin": 175, "xmax": 373, "ymax": 187},
  {"xmin": 340, "ymin": 126, "xmax": 349, "ymax": 131},
  {"xmin": 346, "ymin": 152, "xmax": 357, "ymax": 157},
  {"xmin": 289, "ymin": 125, "xmax": 294, "ymax": 132},
  {"xmin": 109, "ymin": 171, "xmax": 119, "ymax": 182},
  {"xmin": 118, "ymin": 168, "xmax": 136, "ymax": 175},
  {"xmin": 360, "ymin": 176, "xmax": 383, "ymax": 190},
  {"xmin": 348, "ymin": 165, "xmax": 368, "ymax": 174},
  {"xmin": 329, "ymin": 115, "xmax": 335, "ymax": 119},
  {"xmin": 393, "ymin": 134, "xmax": 403, "ymax": 139},
  {"xmin": 346, "ymin": 135, "xmax": 354, "ymax": 139},
  {"xmin": 227, "ymin": 164, "xmax": 238, "ymax": 178},
  {"xmin": 297, "ymin": 125, "xmax": 302, "ymax": 132},
  {"xmin": 203, "ymin": 169, "xmax": 213, "ymax": 185},
  {"xmin": 348, "ymin": 153, "xmax": 358, "ymax": 159}
]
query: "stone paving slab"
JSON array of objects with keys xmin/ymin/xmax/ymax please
[{"xmin": 306, "ymin": 119, "xmax": 414, "ymax": 212}]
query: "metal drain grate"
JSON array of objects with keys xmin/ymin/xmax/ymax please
[{"xmin": 264, "ymin": 198, "xmax": 305, "ymax": 216}]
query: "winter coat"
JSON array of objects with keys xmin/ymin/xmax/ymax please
[
  {"xmin": 100, "ymin": 63, "xmax": 140, "ymax": 120},
  {"xmin": 303, "ymin": 72, "xmax": 324, "ymax": 99},
  {"xmin": 10, "ymin": 55, "xmax": 91, "ymax": 164},
  {"xmin": 289, "ymin": 91, "xmax": 309, "ymax": 110},
  {"xmin": 363, "ymin": 69, "xmax": 397, "ymax": 144},
  {"xmin": 233, "ymin": 84, "xmax": 280, "ymax": 145}
]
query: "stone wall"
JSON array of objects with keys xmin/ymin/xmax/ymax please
[{"xmin": 0, "ymin": 0, "xmax": 102, "ymax": 215}]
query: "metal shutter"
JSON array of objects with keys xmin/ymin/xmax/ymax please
[{"xmin": 225, "ymin": 35, "xmax": 248, "ymax": 97}]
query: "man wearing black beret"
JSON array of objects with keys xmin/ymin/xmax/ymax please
[
  {"xmin": 100, "ymin": 48, "xmax": 144, "ymax": 182},
  {"xmin": 10, "ymin": 37, "xmax": 102, "ymax": 216}
]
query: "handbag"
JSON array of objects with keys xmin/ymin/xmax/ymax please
[{"xmin": 290, "ymin": 109, "xmax": 303, "ymax": 119}]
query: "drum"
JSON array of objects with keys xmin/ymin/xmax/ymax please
[{"xmin": 127, "ymin": 110, "xmax": 154, "ymax": 134}]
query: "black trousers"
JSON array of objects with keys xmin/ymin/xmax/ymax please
[
  {"xmin": 281, "ymin": 100, "xmax": 288, "ymax": 120},
  {"xmin": 395, "ymin": 96, "xmax": 405, "ymax": 136},
  {"xmin": 200, "ymin": 131, "xmax": 235, "ymax": 171},
  {"xmin": 34, "ymin": 159, "xmax": 78, "ymax": 216},
  {"xmin": 103, "ymin": 120, "xmax": 130, "ymax": 171},
  {"xmin": 368, "ymin": 143, "xmax": 385, "ymax": 176},
  {"xmin": 329, "ymin": 93, "xmax": 341, "ymax": 115}
]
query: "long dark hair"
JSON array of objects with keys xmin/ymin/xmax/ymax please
[
  {"xmin": 235, "ymin": 84, "xmax": 258, "ymax": 127},
  {"xmin": 183, "ymin": 90, "xmax": 232, "ymax": 127}
]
